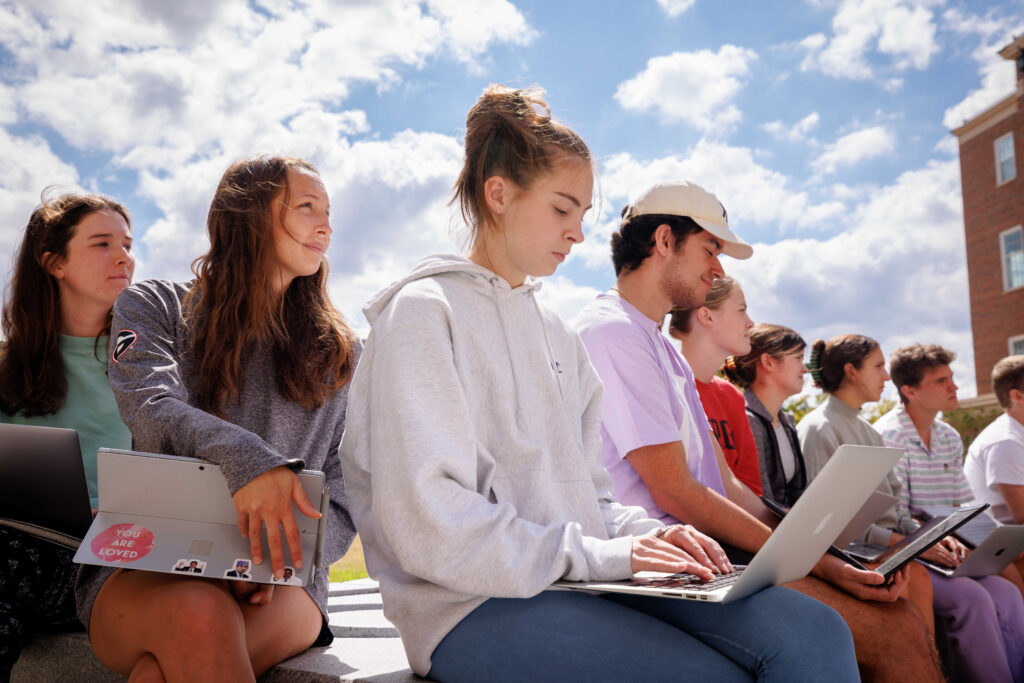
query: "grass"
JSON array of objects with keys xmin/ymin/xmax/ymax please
[{"xmin": 329, "ymin": 534, "xmax": 368, "ymax": 582}]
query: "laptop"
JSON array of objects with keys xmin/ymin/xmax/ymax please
[
  {"xmin": 552, "ymin": 444, "xmax": 904, "ymax": 603},
  {"xmin": 834, "ymin": 491, "xmax": 899, "ymax": 547},
  {"xmin": 912, "ymin": 504, "xmax": 1001, "ymax": 549},
  {"xmin": 0, "ymin": 423, "xmax": 93, "ymax": 547},
  {"xmin": 777, "ymin": 499, "xmax": 989, "ymax": 578},
  {"xmin": 73, "ymin": 448, "xmax": 330, "ymax": 586},
  {"xmin": 916, "ymin": 524, "xmax": 1024, "ymax": 578}
]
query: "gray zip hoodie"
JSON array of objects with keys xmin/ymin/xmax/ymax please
[{"xmin": 339, "ymin": 255, "xmax": 660, "ymax": 676}]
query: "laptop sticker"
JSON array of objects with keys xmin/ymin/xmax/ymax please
[
  {"xmin": 91, "ymin": 523, "xmax": 155, "ymax": 563},
  {"xmin": 271, "ymin": 566, "xmax": 302, "ymax": 585},
  {"xmin": 173, "ymin": 558, "xmax": 207, "ymax": 574},
  {"xmin": 224, "ymin": 558, "xmax": 252, "ymax": 579}
]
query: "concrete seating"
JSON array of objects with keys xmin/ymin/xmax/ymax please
[{"xmin": 11, "ymin": 578, "xmax": 420, "ymax": 682}]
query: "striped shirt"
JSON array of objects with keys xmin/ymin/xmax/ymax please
[{"xmin": 873, "ymin": 405, "xmax": 973, "ymax": 509}]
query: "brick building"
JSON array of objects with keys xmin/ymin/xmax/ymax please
[{"xmin": 952, "ymin": 34, "xmax": 1024, "ymax": 397}]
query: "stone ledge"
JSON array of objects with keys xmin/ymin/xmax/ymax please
[{"xmin": 11, "ymin": 579, "xmax": 421, "ymax": 683}]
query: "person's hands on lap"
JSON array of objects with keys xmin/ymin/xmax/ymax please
[
  {"xmin": 814, "ymin": 553, "xmax": 908, "ymax": 602},
  {"xmin": 232, "ymin": 465, "xmax": 321, "ymax": 578},
  {"xmin": 226, "ymin": 579, "xmax": 276, "ymax": 606},
  {"xmin": 631, "ymin": 525, "xmax": 734, "ymax": 580}
]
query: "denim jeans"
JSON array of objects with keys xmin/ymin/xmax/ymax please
[{"xmin": 428, "ymin": 585, "xmax": 857, "ymax": 682}]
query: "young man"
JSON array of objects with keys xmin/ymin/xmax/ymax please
[
  {"xmin": 573, "ymin": 180, "xmax": 941, "ymax": 681},
  {"xmin": 873, "ymin": 344, "xmax": 974, "ymax": 511},
  {"xmin": 965, "ymin": 356, "xmax": 1024, "ymax": 525}
]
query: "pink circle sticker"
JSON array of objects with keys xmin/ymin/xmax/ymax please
[{"xmin": 90, "ymin": 523, "xmax": 155, "ymax": 563}]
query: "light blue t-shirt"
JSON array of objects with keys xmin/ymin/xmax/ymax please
[{"xmin": 1, "ymin": 334, "xmax": 132, "ymax": 508}]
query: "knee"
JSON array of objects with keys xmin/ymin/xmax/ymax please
[
  {"xmin": 154, "ymin": 582, "xmax": 242, "ymax": 648},
  {"xmin": 765, "ymin": 587, "xmax": 851, "ymax": 642}
]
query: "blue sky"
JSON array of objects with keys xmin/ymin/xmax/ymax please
[{"xmin": 1, "ymin": 0, "xmax": 1022, "ymax": 398}]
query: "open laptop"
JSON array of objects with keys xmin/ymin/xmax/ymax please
[
  {"xmin": 73, "ymin": 448, "xmax": 330, "ymax": 586},
  {"xmin": 916, "ymin": 524, "xmax": 1024, "ymax": 578},
  {"xmin": 0, "ymin": 423, "xmax": 93, "ymax": 547},
  {"xmin": 833, "ymin": 491, "xmax": 899, "ymax": 547},
  {"xmin": 912, "ymin": 504, "xmax": 1001, "ymax": 549},
  {"xmin": 552, "ymin": 444, "xmax": 904, "ymax": 603}
]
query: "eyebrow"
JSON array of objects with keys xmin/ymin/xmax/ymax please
[
  {"xmin": 554, "ymin": 191, "xmax": 593, "ymax": 211},
  {"xmin": 707, "ymin": 236, "xmax": 723, "ymax": 251},
  {"xmin": 87, "ymin": 233, "xmax": 131, "ymax": 241}
]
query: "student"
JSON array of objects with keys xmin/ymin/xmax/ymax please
[
  {"xmin": 965, "ymin": 356, "xmax": 1024, "ymax": 525},
  {"xmin": 573, "ymin": 181, "xmax": 942, "ymax": 681},
  {"xmin": 668, "ymin": 276, "xmax": 762, "ymax": 494},
  {"xmin": 78, "ymin": 156, "xmax": 359, "ymax": 681},
  {"xmin": 339, "ymin": 86, "xmax": 858, "ymax": 682},
  {"xmin": 0, "ymin": 192, "xmax": 134, "ymax": 679},
  {"xmin": 800, "ymin": 335, "xmax": 1024, "ymax": 682},
  {"xmin": 876, "ymin": 344, "xmax": 1024, "ymax": 595},
  {"xmin": 721, "ymin": 324, "xmax": 809, "ymax": 506}
]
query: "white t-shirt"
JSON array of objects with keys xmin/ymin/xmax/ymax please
[{"xmin": 964, "ymin": 413, "xmax": 1024, "ymax": 524}]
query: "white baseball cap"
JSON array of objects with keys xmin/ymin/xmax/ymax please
[{"xmin": 622, "ymin": 180, "xmax": 753, "ymax": 260}]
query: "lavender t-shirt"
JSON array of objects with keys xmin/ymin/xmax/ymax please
[{"xmin": 573, "ymin": 293, "xmax": 726, "ymax": 524}]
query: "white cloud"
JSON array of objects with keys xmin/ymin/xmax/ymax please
[
  {"xmin": 535, "ymin": 275, "xmax": 602, "ymax": 325},
  {"xmin": 941, "ymin": 8, "xmax": 1024, "ymax": 129},
  {"xmin": 812, "ymin": 125, "xmax": 895, "ymax": 175},
  {"xmin": 763, "ymin": 111, "xmax": 821, "ymax": 142},
  {"xmin": 883, "ymin": 77, "xmax": 905, "ymax": 92},
  {"xmin": 0, "ymin": 130, "xmax": 82, "ymax": 290},
  {"xmin": 656, "ymin": 0, "xmax": 697, "ymax": 17},
  {"xmin": 933, "ymin": 134, "xmax": 959, "ymax": 155},
  {"xmin": 724, "ymin": 159, "xmax": 975, "ymax": 394},
  {"xmin": 799, "ymin": 0, "xmax": 941, "ymax": 80},
  {"xmin": 614, "ymin": 45, "xmax": 757, "ymax": 132}
]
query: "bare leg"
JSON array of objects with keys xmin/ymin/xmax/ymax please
[
  {"xmin": 239, "ymin": 585, "xmax": 322, "ymax": 676},
  {"xmin": 89, "ymin": 570, "xmax": 254, "ymax": 682},
  {"xmin": 904, "ymin": 561, "xmax": 936, "ymax": 637},
  {"xmin": 787, "ymin": 575, "xmax": 942, "ymax": 682}
]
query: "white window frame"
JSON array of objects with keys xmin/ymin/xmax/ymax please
[
  {"xmin": 1001, "ymin": 225, "xmax": 1024, "ymax": 292},
  {"xmin": 996, "ymin": 132, "xmax": 1016, "ymax": 185},
  {"xmin": 1011, "ymin": 334, "xmax": 1024, "ymax": 357}
]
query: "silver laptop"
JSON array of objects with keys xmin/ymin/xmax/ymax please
[
  {"xmin": 552, "ymin": 444, "xmax": 903, "ymax": 603},
  {"xmin": 0, "ymin": 423, "xmax": 93, "ymax": 546},
  {"xmin": 834, "ymin": 491, "xmax": 899, "ymax": 547},
  {"xmin": 918, "ymin": 524, "xmax": 1024, "ymax": 578},
  {"xmin": 73, "ymin": 448, "xmax": 329, "ymax": 586}
]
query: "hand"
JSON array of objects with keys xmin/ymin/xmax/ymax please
[
  {"xmin": 631, "ymin": 525, "xmax": 733, "ymax": 580},
  {"xmin": 920, "ymin": 537, "xmax": 965, "ymax": 567},
  {"xmin": 232, "ymin": 466, "xmax": 321, "ymax": 578},
  {"xmin": 227, "ymin": 579, "xmax": 275, "ymax": 606},
  {"xmin": 814, "ymin": 553, "xmax": 908, "ymax": 602}
]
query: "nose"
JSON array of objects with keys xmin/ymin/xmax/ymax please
[
  {"xmin": 115, "ymin": 244, "xmax": 131, "ymax": 265},
  {"xmin": 318, "ymin": 211, "xmax": 333, "ymax": 237},
  {"xmin": 882, "ymin": 369, "xmax": 891, "ymax": 381},
  {"xmin": 710, "ymin": 255, "xmax": 725, "ymax": 280},
  {"xmin": 567, "ymin": 219, "xmax": 584, "ymax": 245}
]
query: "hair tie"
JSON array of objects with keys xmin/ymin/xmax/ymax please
[
  {"xmin": 724, "ymin": 356, "xmax": 737, "ymax": 371},
  {"xmin": 807, "ymin": 344, "xmax": 824, "ymax": 386}
]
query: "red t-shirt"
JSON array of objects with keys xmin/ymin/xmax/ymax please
[{"xmin": 695, "ymin": 377, "xmax": 763, "ymax": 495}]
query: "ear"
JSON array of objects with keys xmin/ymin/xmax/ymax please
[
  {"xmin": 843, "ymin": 361, "xmax": 858, "ymax": 383},
  {"xmin": 42, "ymin": 251, "xmax": 65, "ymax": 280},
  {"xmin": 899, "ymin": 384, "xmax": 916, "ymax": 404},
  {"xmin": 695, "ymin": 306, "xmax": 714, "ymax": 328},
  {"xmin": 483, "ymin": 176, "xmax": 514, "ymax": 218},
  {"xmin": 760, "ymin": 353, "xmax": 778, "ymax": 373},
  {"xmin": 652, "ymin": 223, "xmax": 676, "ymax": 258}
]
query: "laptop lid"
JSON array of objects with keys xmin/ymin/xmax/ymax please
[
  {"xmin": 920, "ymin": 524, "xmax": 1024, "ymax": 578},
  {"xmin": 833, "ymin": 491, "xmax": 899, "ymax": 547},
  {"xmin": 73, "ymin": 448, "xmax": 328, "ymax": 586},
  {"xmin": 866, "ymin": 504, "xmax": 989, "ymax": 578},
  {"xmin": 0, "ymin": 423, "xmax": 93, "ymax": 539},
  {"xmin": 553, "ymin": 444, "xmax": 904, "ymax": 603}
]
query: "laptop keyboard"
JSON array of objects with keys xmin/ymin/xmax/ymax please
[{"xmin": 631, "ymin": 568, "xmax": 745, "ymax": 592}]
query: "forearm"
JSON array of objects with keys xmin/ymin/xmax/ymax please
[
  {"xmin": 713, "ymin": 436, "xmax": 776, "ymax": 527},
  {"xmin": 654, "ymin": 480, "xmax": 771, "ymax": 555}
]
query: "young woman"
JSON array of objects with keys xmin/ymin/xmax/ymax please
[
  {"xmin": 799, "ymin": 334, "xmax": 1024, "ymax": 682},
  {"xmin": 721, "ymin": 324, "xmax": 809, "ymax": 506},
  {"xmin": 668, "ymin": 276, "xmax": 762, "ymax": 495},
  {"xmin": 78, "ymin": 156, "xmax": 360, "ymax": 681},
  {"xmin": 339, "ymin": 84, "xmax": 858, "ymax": 682},
  {"xmin": 0, "ymin": 192, "xmax": 134, "ymax": 678}
]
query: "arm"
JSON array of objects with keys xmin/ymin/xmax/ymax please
[
  {"xmin": 996, "ymin": 484, "xmax": 1024, "ymax": 524},
  {"xmin": 109, "ymin": 282, "xmax": 316, "ymax": 574},
  {"xmin": 626, "ymin": 440, "xmax": 771, "ymax": 554},
  {"xmin": 710, "ymin": 435, "xmax": 777, "ymax": 527}
]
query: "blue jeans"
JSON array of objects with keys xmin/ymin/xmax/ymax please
[{"xmin": 428, "ymin": 586, "xmax": 857, "ymax": 682}]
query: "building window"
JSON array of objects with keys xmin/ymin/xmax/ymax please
[
  {"xmin": 996, "ymin": 133, "xmax": 1016, "ymax": 184},
  {"xmin": 1002, "ymin": 226, "xmax": 1024, "ymax": 291},
  {"xmin": 1011, "ymin": 335, "xmax": 1024, "ymax": 357}
]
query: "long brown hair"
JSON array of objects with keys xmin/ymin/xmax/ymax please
[
  {"xmin": 185, "ymin": 156, "xmax": 355, "ymax": 414},
  {"xmin": 723, "ymin": 323, "xmax": 806, "ymax": 389},
  {"xmin": 452, "ymin": 84, "xmax": 591, "ymax": 245},
  {"xmin": 0, "ymin": 192, "xmax": 131, "ymax": 416}
]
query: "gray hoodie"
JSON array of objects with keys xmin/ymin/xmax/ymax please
[{"xmin": 339, "ymin": 255, "xmax": 660, "ymax": 676}]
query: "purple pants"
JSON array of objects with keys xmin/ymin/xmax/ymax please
[{"xmin": 931, "ymin": 571, "xmax": 1024, "ymax": 683}]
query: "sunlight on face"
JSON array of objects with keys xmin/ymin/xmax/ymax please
[{"xmin": 271, "ymin": 168, "xmax": 332, "ymax": 294}]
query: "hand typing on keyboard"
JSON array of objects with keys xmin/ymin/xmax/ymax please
[{"xmin": 630, "ymin": 524, "xmax": 734, "ymax": 580}]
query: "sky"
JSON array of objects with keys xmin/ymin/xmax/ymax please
[{"xmin": 1, "ymin": 0, "xmax": 1022, "ymax": 399}]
